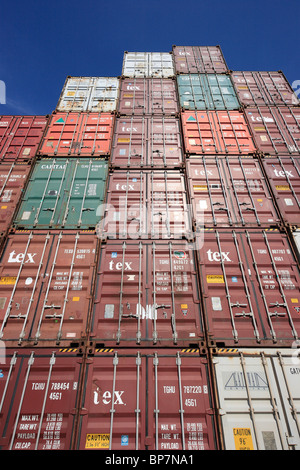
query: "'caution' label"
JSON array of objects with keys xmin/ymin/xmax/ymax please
[
  {"xmin": 206, "ymin": 274, "xmax": 224, "ymax": 284},
  {"xmin": 0, "ymin": 277, "xmax": 17, "ymax": 285},
  {"xmin": 233, "ymin": 428, "xmax": 254, "ymax": 450},
  {"xmin": 85, "ymin": 434, "xmax": 110, "ymax": 449}
]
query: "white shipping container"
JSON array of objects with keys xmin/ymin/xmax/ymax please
[
  {"xmin": 56, "ymin": 77, "xmax": 120, "ymax": 112},
  {"xmin": 212, "ymin": 348, "xmax": 300, "ymax": 450},
  {"xmin": 122, "ymin": 52, "xmax": 174, "ymax": 78}
]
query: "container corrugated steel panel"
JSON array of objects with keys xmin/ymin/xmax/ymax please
[
  {"xmin": 0, "ymin": 348, "xmax": 83, "ymax": 450},
  {"xmin": 181, "ymin": 110, "xmax": 256, "ymax": 155},
  {"xmin": 186, "ymin": 157, "xmax": 280, "ymax": 228},
  {"xmin": 212, "ymin": 348, "xmax": 300, "ymax": 450},
  {"xmin": 118, "ymin": 78, "xmax": 178, "ymax": 115},
  {"xmin": 56, "ymin": 77, "xmax": 120, "ymax": 113},
  {"xmin": 0, "ymin": 116, "xmax": 48, "ymax": 163},
  {"xmin": 75, "ymin": 349, "xmax": 218, "ymax": 450},
  {"xmin": 177, "ymin": 74, "xmax": 240, "ymax": 110},
  {"xmin": 122, "ymin": 52, "xmax": 174, "ymax": 78},
  {"xmin": 245, "ymin": 106, "xmax": 300, "ymax": 155},
  {"xmin": 0, "ymin": 164, "xmax": 31, "ymax": 237},
  {"xmin": 0, "ymin": 230, "xmax": 98, "ymax": 347},
  {"xmin": 100, "ymin": 169, "xmax": 193, "ymax": 240},
  {"xmin": 110, "ymin": 116, "xmax": 183, "ymax": 168},
  {"xmin": 231, "ymin": 71, "xmax": 300, "ymax": 107},
  {"xmin": 38, "ymin": 113, "xmax": 114, "ymax": 157},
  {"xmin": 13, "ymin": 158, "xmax": 108, "ymax": 230},
  {"xmin": 261, "ymin": 156, "xmax": 300, "ymax": 226},
  {"xmin": 197, "ymin": 228, "xmax": 300, "ymax": 347},
  {"xmin": 89, "ymin": 240, "xmax": 204, "ymax": 347},
  {"xmin": 172, "ymin": 45, "xmax": 228, "ymax": 74}
]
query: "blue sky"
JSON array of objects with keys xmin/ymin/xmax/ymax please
[{"xmin": 1, "ymin": 0, "xmax": 299, "ymax": 115}]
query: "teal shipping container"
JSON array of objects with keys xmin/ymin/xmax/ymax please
[
  {"xmin": 13, "ymin": 158, "xmax": 108, "ymax": 229},
  {"xmin": 177, "ymin": 74, "xmax": 240, "ymax": 110}
]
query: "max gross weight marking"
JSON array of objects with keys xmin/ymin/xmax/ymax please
[{"xmin": 104, "ymin": 454, "xmax": 194, "ymax": 466}]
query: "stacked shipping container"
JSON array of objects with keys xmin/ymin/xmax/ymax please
[{"xmin": 0, "ymin": 46, "xmax": 299, "ymax": 452}]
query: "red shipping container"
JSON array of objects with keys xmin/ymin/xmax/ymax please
[
  {"xmin": 110, "ymin": 116, "xmax": 183, "ymax": 168},
  {"xmin": 90, "ymin": 239, "xmax": 204, "ymax": 347},
  {"xmin": 261, "ymin": 156, "xmax": 300, "ymax": 226},
  {"xmin": 0, "ymin": 347, "xmax": 83, "ymax": 450},
  {"xmin": 38, "ymin": 112, "xmax": 114, "ymax": 157},
  {"xmin": 75, "ymin": 348, "xmax": 218, "ymax": 450},
  {"xmin": 172, "ymin": 45, "xmax": 228, "ymax": 74},
  {"xmin": 197, "ymin": 228, "xmax": 300, "ymax": 348},
  {"xmin": 181, "ymin": 110, "xmax": 256, "ymax": 155},
  {"xmin": 118, "ymin": 78, "xmax": 178, "ymax": 115},
  {"xmin": 100, "ymin": 169, "xmax": 192, "ymax": 240},
  {"xmin": 0, "ymin": 163, "xmax": 31, "ymax": 237},
  {"xmin": 245, "ymin": 106, "xmax": 300, "ymax": 155},
  {"xmin": 0, "ymin": 116, "xmax": 48, "ymax": 163},
  {"xmin": 0, "ymin": 230, "xmax": 98, "ymax": 347},
  {"xmin": 186, "ymin": 156, "xmax": 280, "ymax": 228}
]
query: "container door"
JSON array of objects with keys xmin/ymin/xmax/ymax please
[
  {"xmin": 0, "ymin": 348, "xmax": 82, "ymax": 450},
  {"xmin": 262, "ymin": 156, "xmax": 300, "ymax": 225},
  {"xmin": 197, "ymin": 229, "xmax": 300, "ymax": 347},
  {"xmin": 118, "ymin": 78, "xmax": 147, "ymax": 115},
  {"xmin": 76, "ymin": 350, "xmax": 217, "ymax": 450},
  {"xmin": 90, "ymin": 240, "xmax": 204, "ymax": 346},
  {"xmin": 149, "ymin": 78, "xmax": 178, "ymax": 115},
  {"xmin": 213, "ymin": 349, "xmax": 300, "ymax": 450},
  {"xmin": 57, "ymin": 77, "xmax": 93, "ymax": 112},
  {"xmin": 89, "ymin": 78, "xmax": 119, "ymax": 113}
]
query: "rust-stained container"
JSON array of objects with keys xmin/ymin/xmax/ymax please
[
  {"xmin": 89, "ymin": 240, "xmax": 204, "ymax": 347},
  {"xmin": 231, "ymin": 71, "xmax": 300, "ymax": 107},
  {"xmin": 118, "ymin": 78, "xmax": 178, "ymax": 115},
  {"xmin": 197, "ymin": 228, "xmax": 300, "ymax": 348},
  {"xmin": 211, "ymin": 348, "xmax": 300, "ymax": 450},
  {"xmin": 0, "ymin": 116, "xmax": 48, "ymax": 163},
  {"xmin": 0, "ymin": 163, "xmax": 32, "ymax": 237},
  {"xmin": 99, "ymin": 169, "xmax": 193, "ymax": 240},
  {"xmin": 122, "ymin": 52, "xmax": 174, "ymax": 78},
  {"xmin": 172, "ymin": 45, "xmax": 228, "ymax": 74},
  {"xmin": 186, "ymin": 156, "xmax": 280, "ymax": 228},
  {"xmin": 75, "ymin": 348, "xmax": 218, "ymax": 450},
  {"xmin": 0, "ymin": 230, "xmax": 98, "ymax": 347},
  {"xmin": 38, "ymin": 113, "xmax": 114, "ymax": 157},
  {"xmin": 245, "ymin": 106, "xmax": 300, "ymax": 155},
  {"xmin": 56, "ymin": 77, "xmax": 120, "ymax": 113},
  {"xmin": 181, "ymin": 110, "xmax": 257, "ymax": 155},
  {"xmin": 261, "ymin": 156, "xmax": 300, "ymax": 226},
  {"xmin": 0, "ymin": 347, "xmax": 83, "ymax": 450},
  {"xmin": 110, "ymin": 116, "xmax": 183, "ymax": 168}
]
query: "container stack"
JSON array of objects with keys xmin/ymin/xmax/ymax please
[{"xmin": 0, "ymin": 46, "xmax": 300, "ymax": 452}]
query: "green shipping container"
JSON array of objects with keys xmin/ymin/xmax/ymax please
[
  {"xmin": 13, "ymin": 158, "xmax": 108, "ymax": 229},
  {"xmin": 177, "ymin": 73, "xmax": 240, "ymax": 110}
]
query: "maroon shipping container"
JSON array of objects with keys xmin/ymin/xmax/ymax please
[
  {"xmin": 172, "ymin": 45, "xmax": 228, "ymax": 74},
  {"xmin": 90, "ymin": 240, "xmax": 204, "ymax": 347},
  {"xmin": 0, "ymin": 116, "xmax": 48, "ymax": 163},
  {"xmin": 99, "ymin": 169, "xmax": 193, "ymax": 240},
  {"xmin": 75, "ymin": 348, "xmax": 218, "ymax": 450},
  {"xmin": 0, "ymin": 347, "xmax": 83, "ymax": 450},
  {"xmin": 231, "ymin": 71, "xmax": 299, "ymax": 107},
  {"xmin": 118, "ymin": 78, "xmax": 179, "ymax": 115},
  {"xmin": 110, "ymin": 116, "xmax": 183, "ymax": 168},
  {"xmin": 261, "ymin": 156, "xmax": 300, "ymax": 226},
  {"xmin": 181, "ymin": 110, "xmax": 257, "ymax": 155},
  {"xmin": 0, "ymin": 163, "xmax": 31, "ymax": 237},
  {"xmin": 0, "ymin": 230, "xmax": 98, "ymax": 347},
  {"xmin": 197, "ymin": 228, "xmax": 300, "ymax": 348},
  {"xmin": 186, "ymin": 156, "xmax": 280, "ymax": 228},
  {"xmin": 245, "ymin": 106, "xmax": 300, "ymax": 155}
]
